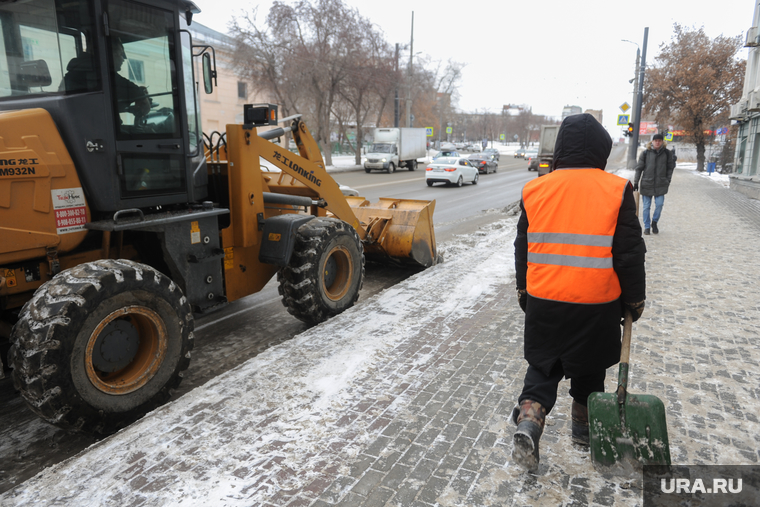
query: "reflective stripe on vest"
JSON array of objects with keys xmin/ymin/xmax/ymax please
[{"xmin": 522, "ymin": 168, "xmax": 627, "ymax": 304}]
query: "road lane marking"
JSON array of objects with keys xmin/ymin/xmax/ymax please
[{"xmin": 352, "ymin": 176, "xmax": 425, "ymax": 189}]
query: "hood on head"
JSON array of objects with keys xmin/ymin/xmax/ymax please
[
  {"xmin": 646, "ymin": 140, "xmax": 668, "ymax": 150},
  {"xmin": 552, "ymin": 113, "xmax": 612, "ymax": 170}
]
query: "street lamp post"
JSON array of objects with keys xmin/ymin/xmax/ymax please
[
  {"xmin": 622, "ymin": 39, "xmax": 640, "ymax": 169},
  {"xmin": 406, "ymin": 12, "xmax": 414, "ymax": 128},
  {"xmin": 628, "ymin": 29, "xmax": 649, "ymax": 169},
  {"xmin": 394, "ymin": 43, "xmax": 399, "ymax": 128}
]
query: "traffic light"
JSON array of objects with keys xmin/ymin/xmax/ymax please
[{"xmin": 627, "ymin": 123, "xmax": 634, "ymax": 137}]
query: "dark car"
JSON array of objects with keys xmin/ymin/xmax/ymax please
[
  {"xmin": 468, "ymin": 153, "xmax": 498, "ymax": 174},
  {"xmin": 525, "ymin": 149, "xmax": 539, "ymax": 171},
  {"xmin": 482, "ymin": 148, "xmax": 500, "ymax": 161},
  {"xmin": 514, "ymin": 147, "xmax": 527, "ymax": 158}
]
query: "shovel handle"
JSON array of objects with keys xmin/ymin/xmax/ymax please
[
  {"xmin": 620, "ymin": 309, "xmax": 632, "ymax": 364},
  {"xmin": 634, "ymin": 190, "xmax": 640, "ymax": 218},
  {"xmin": 616, "ymin": 310, "xmax": 633, "ymax": 404}
]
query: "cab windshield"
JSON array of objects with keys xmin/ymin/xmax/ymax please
[
  {"xmin": 0, "ymin": 0, "xmax": 99, "ymax": 99},
  {"xmin": 107, "ymin": 0, "xmax": 179, "ymax": 138},
  {"xmin": 370, "ymin": 143, "xmax": 393, "ymax": 153}
]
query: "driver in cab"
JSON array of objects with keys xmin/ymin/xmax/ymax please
[{"xmin": 111, "ymin": 39, "xmax": 151, "ymax": 128}]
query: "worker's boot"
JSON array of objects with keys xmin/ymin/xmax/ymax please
[
  {"xmin": 652, "ymin": 221, "xmax": 659, "ymax": 234},
  {"xmin": 571, "ymin": 400, "xmax": 589, "ymax": 446},
  {"xmin": 511, "ymin": 400, "xmax": 546, "ymax": 472}
]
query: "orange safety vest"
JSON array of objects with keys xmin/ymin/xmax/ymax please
[{"xmin": 522, "ymin": 168, "xmax": 628, "ymax": 304}]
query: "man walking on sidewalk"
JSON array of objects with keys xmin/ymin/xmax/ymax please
[
  {"xmin": 633, "ymin": 133, "xmax": 676, "ymax": 235},
  {"xmin": 512, "ymin": 114, "xmax": 647, "ymax": 471}
]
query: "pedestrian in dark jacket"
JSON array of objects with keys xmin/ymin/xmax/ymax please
[
  {"xmin": 512, "ymin": 113, "xmax": 646, "ymax": 471},
  {"xmin": 633, "ymin": 133, "xmax": 676, "ymax": 235}
]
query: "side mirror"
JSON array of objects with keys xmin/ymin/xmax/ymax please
[{"xmin": 202, "ymin": 53, "xmax": 213, "ymax": 94}]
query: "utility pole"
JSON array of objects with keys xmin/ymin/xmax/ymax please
[
  {"xmin": 437, "ymin": 94, "xmax": 443, "ymax": 149},
  {"xmin": 406, "ymin": 12, "xmax": 414, "ymax": 128},
  {"xmin": 394, "ymin": 43, "xmax": 399, "ymax": 128},
  {"xmin": 627, "ymin": 47, "xmax": 640, "ymax": 169},
  {"xmin": 630, "ymin": 27, "xmax": 649, "ymax": 168}
]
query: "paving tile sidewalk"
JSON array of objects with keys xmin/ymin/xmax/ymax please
[{"xmin": 2, "ymin": 167, "xmax": 760, "ymax": 507}]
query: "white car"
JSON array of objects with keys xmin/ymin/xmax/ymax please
[
  {"xmin": 338, "ymin": 183, "xmax": 359, "ymax": 196},
  {"xmin": 425, "ymin": 156, "xmax": 479, "ymax": 187}
]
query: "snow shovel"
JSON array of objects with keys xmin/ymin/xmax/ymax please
[{"xmin": 587, "ymin": 310, "xmax": 671, "ymax": 466}]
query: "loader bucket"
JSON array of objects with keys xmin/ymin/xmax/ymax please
[{"xmin": 346, "ymin": 197, "xmax": 437, "ymax": 268}]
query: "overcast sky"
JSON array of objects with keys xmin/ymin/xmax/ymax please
[{"xmin": 191, "ymin": 0, "xmax": 755, "ymax": 138}]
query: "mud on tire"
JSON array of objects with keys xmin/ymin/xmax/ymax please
[
  {"xmin": 9, "ymin": 259, "xmax": 193, "ymax": 434},
  {"xmin": 277, "ymin": 218, "xmax": 365, "ymax": 324}
]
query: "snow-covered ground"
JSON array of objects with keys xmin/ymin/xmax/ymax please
[
  {"xmin": 1, "ymin": 213, "xmax": 520, "ymax": 506},
  {"xmin": 686, "ymin": 163, "xmax": 731, "ymax": 188}
]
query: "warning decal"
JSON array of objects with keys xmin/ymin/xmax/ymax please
[
  {"xmin": 51, "ymin": 188, "xmax": 87, "ymax": 234},
  {"xmin": 190, "ymin": 221, "xmax": 201, "ymax": 244}
]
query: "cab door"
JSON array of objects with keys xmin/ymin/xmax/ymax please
[{"xmin": 106, "ymin": 0, "xmax": 186, "ymax": 202}]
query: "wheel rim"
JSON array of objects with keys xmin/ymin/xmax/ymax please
[
  {"xmin": 85, "ymin": 306, "xmax": 168, "ymax": 395},
  {"xmin": 323, "ymin": 245, "xmax": 353, "ymax": 301}
]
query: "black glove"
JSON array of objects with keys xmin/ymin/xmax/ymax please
[
  {"xmin": 632, "ymin": 182, "xmax": 638, "ymax": 192},
  {"xmin": 517, "ymin": 289, "xmax": 527, "ymax": 312},
  {"xmin": 623, "ymin": 300, "xmax": 645, "ymax": 323}
]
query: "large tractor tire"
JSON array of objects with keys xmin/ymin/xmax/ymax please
[
  {"xmin": 9, "ymin": 259, "xmax": 193, "ymax": 434},
  {"xmin": 278, "ymin": 218, "xmax": 364, "ymax": 324}
]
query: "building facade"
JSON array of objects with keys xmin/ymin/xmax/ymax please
[
  {"xmin": 561, "ymin": 105, "xmax": 582, "ymax": 120},
  {"xmin": 729, "ymin": 1, "xmax": 760, "ymax": 199},
  {"xmin": 584, "ymin": 109, "xmax": 603, "ymax": 125},
  {"xmin": 187, "ymin": 22, "xmax": 271, "ymax": 138}
]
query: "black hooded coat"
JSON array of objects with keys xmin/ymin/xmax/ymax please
[{"xmin": 513, "ymin": 114, "xmax": 646, "ymax": 377}]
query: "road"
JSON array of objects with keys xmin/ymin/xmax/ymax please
[
  {"xmin": 334, "ymin": 154, "xmax": 536, "ymax": 237},
  {"xmin": 0, "ymin": 148, "xmax": 625, "ymax": 494}
]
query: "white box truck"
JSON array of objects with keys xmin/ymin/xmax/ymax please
[
  {"xmin": 365, "ymin": 128, "xmax": 427, "ymax": 173},
  {"xmin": 536, "ymin": 125, "xmax": 559, "ymax": 176}
]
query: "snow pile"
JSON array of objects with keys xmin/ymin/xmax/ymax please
[{"xmin": 686, "ymin": 163, "xmax": 731, "ymax": 188}]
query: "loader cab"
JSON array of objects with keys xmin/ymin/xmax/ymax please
[{"xmin": 0, "ymin": 0, "xmax": 207, "ymax": 213}]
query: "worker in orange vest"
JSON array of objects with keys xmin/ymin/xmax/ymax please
[{"xmin": 512, "ymin": 113, "xmax": 646, "ymax": 471}]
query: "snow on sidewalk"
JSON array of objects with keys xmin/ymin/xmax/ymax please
[{"xmin": 1, "ymin": 216, "xmax": 519, "ymax": 506}]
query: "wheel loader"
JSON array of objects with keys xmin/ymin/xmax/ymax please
[{"xmin": 0, "ymin": 0, "xmax": 437, "ymax": 434}]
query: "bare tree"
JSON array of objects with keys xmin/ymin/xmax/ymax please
[
  {"xmin": 232, "ymin": 0, "xmax": 366, "ymax": 165},
  {"xmin": 406, "ymin": 58, "xmax": 440, "ymax": 134},
  {"xmin": 431, "ymin": 60, "xmax": 464, "ymax": 146},
  {"xmin": 231, "ymin": 7, "xmax": 302, "ymax": 121},
  {"xmin": 644, "ymin": 24, "xmax": 745, "ymax": 171},
  {"xmin": 337, "ymin": 21, "xmax": 394, "ymax": 163},
  {"xmin": 231, "ymin": 0, "xmax": 465, "ymax": 163}
]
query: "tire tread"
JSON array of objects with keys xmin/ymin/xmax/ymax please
[
  {"xmin": 9, "ymin": 259, "xmax": 193, "ymax": 434},
  {"xmin": 278, "ymin": 218, "xmax": 364, "ymax": 324}
]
